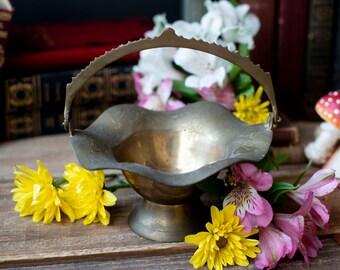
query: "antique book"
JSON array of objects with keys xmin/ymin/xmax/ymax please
[
  {"xmin": 3, "ymin": 65, "xmax": 136, "ymax": 140},
  {"xmin": 272, "ymin": 113, "xmax": 300, "ymax": 147},
  {"xmin": 275, "ymin": 0, "xmax": 309, "ymax": 120},
  {"xmin": 303, "ymin": 0, "xmax": 335, "ymax": 120},
  {"xmin": 0, "ymin": 0, "xmax": 13, "ymax": 72},
  {"xmin": 331, "ymin": 1, "xmax": 340, "ymax": 91}
]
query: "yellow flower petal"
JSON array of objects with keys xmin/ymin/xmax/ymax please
[
  {"xmin": 12, "ymin": 160, "xmax": 74, "ymax": 224},
  {"xmin": 62, "ymin": 164, "xmax": 117, "ymax": 225},
  {"xmin": 185, "ymin": 205, "xmax": 260, "ymax": 269},
  {"xmin": 233, "ymin": 86, "xmax": 271, "ymax": 125}
]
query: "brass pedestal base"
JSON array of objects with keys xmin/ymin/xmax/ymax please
[{"xmin": 128, "ymin": 199, "xmax": 207, "ymax": 242}]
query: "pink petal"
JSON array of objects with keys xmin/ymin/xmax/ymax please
[
  {"xmin": 241, "ymin": 198, "xmax": 273, "ymax": 232},
  {"xmin": 133, "ymin": 73, "xmax": 144, "ymax": 98},
  {"xmin": 138, "ymin": 95, "xmax": 164, "ymax": 111},
  {"xmin": 232, "ymin": 163, "xmax": 273, "ymax": 191},
  {"xmin": 274, "ymin": 213, "xmax": 304, "ymax": 259},
  {"xmin": 288, "ymin": 192, "xmax": 330, "ymax": 229},
  {"xmin": 223, "ymin": 183, "xmax": 264, "ymax": 218},
  {"xmin": 157, "ymin": 78, "xmax": 173, "ymax": 104},
  {"xmin": 299, "ymin": 168, "xmax": 337, "ymax": 197},
  {"xmin": 166, "ymin": 100, "xmax": 186, "ymax": 111},
  {"xmin": 255, "ymin": 225, "xmax": 293, "ymax": 270},
  {"xmin": 215, "ymin": 82, "xmax": 236, "ymax": 110},
  {"xmin": 309, "ymin": 197, "xmax": 330, "ymax": 229},
  {"xmin": 293, "ymin": 191, "xmax": 313, "ymax": 217},
  {"xmin": 198, "ymin": 87, "xmax": 216, "ymax": 102},
  {"xmin": 299, "ymin": 217, "xmax": 323, "ymax": 267}
]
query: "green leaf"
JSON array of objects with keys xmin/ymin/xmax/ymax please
[
  {"xmin": 256, "ymin": 147, "xmax": 289, "ymax": 172},
  {"xmin": 235, "ymin": 73, "xmax": 252, "ymax": 92},
  {"xmin": 238, "ymin": 43, "xmax": 249, "ymax": 57},
  {"xmin": 229, "ymin": 0, "xmax": 239, "ymax": 7},
  {"xmin": 172, "ymin": 80, "xmax": 201, "ymax": 101},
  {"xmin": 196, "ymin": 176, "xmax": 227, "ymax": 196},
  {"xmin": 264, "ymin": 181, "xmax": 300, "ymax": 204},
  {"xmin": 229, "ymin": 65, "xmax": 242, "ymax": 81}
]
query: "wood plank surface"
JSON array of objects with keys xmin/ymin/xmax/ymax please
[{"xmin": 1, "ymin": 122, "xmax": 340, "ymax": 269}]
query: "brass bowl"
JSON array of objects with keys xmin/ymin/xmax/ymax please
[{"xmin": 63, "ymin": 29, "xmax": 278, "ymax": 242}]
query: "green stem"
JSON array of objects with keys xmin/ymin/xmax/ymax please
[
  {"xmin": 105, "ymin": 182, "xmax": 131, "ymax": 192},
  {"xmin": 293, "ymin": 159, "xmax": 313, "ymax": 186},
  {"xmin": 105, "ymin": 173, "xmax": 121, "ymax": 179},
  {"xmin": 53, "ymin": 178, "xmax": 68, "ymax": 187}
]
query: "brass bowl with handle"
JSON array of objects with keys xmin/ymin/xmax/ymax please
[{"xmin": 63, "ymin": 28, "xmax": 278, "ymax": 242}]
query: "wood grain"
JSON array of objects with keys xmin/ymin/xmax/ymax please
[{"xmin": 1, "ymin": 122, "xmax": 340, "ymax": 269}]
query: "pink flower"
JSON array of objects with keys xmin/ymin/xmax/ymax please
[
  {"xmin": 222, "ymin": 163, "xmax": 273, "ymax": 232},
  {"xmin": 300, "ymin": 217, "xmax": 323, "ymax": 265},
  {"xmin": 255, "ymin": 225, "xmax": 293, "ymax": 269},
  {"xmin": 287, "ymin": 168, "xmax": 338, "ymax": 229},
  {"xmin": 198, "ymin": 82, "xmax": 236, "ymax": 110},
  {"xmin": 136, "ymin": 78, "xmax": 185, "ymax": 111},
  {"xmin": 273, "ymin": 213, "xmax": 304, "ymax": 260}
]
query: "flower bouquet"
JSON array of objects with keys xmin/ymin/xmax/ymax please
[
  {"xmin": 133, "ymin": 0, "xmax": 269, "ymax": 125},
  {"xmin": 10, "ymin": 1, "xmax": 340, "ymax": 270}
]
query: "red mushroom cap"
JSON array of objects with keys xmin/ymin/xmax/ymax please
[{"xmin": 315, "ymin": 90, "xmax": 340, "ymax": 129}]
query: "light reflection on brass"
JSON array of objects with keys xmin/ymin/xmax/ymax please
[{"xmin": 63, "ymin": 29, "xmax": 277, "ymax": 242}]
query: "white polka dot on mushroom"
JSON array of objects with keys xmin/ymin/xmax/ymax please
[
  {"xmin": 334, "ymin": 109, "xmax": 340, "ymax": 115},
  {"xmin": 328, "ymin": 97, "xmax": 334, "ymax": 102}
]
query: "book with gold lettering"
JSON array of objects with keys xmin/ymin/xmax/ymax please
[{"xmin": 3, "ymin": 65, "xmax": 137, "ymax": 140}]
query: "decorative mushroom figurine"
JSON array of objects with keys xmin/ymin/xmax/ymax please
[{"xmin": 305, "ymin": 90, "xmax": 340, "ymax": 165}]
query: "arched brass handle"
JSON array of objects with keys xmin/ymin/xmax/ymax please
[{"xmin": 63, "ymin": 28, "xmax": 278, "ymax": 132}]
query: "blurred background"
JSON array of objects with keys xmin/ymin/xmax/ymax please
[{"xmin": 1, "ymin": 0, "xmax": 339, "ymax": 141}]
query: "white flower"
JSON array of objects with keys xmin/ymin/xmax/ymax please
[
  {"xmin": 174, "ymin": 48, "xmax": 232, "ymax": 90},
  {"xmin": 201, "ymin": 0, "xmax": 238, "ymax": 36},
  {"xmin": 133, "ymin": 48, "xmax": 184, "ymax": 95},
  {"xmin": 223, "ymin": 4, "xmax": 260, "ymax": 49},
  {"xmin": 145, "ymin": 13, "xmax": 168, "ymax": 38},
  {"xmin": 201, "ymin": 0, "xmax": 260, "ymax": 50}
]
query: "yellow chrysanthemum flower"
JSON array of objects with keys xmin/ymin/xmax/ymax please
[
  {"xmin": 11, "ymin": 160, "xmax": 75, "ymax": 224},
  {"xmin": 62, "ymin": 163, "xmax": 117, "ymax": 225},
  {"xmin": 233, "ymin": 86, "xmax": 270, "ymax": 125},
  {"xmin": 185, "ymin": 205, "xmax": 260, "ymax": 270}
]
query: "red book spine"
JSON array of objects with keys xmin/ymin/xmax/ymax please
[{"xmin": 239, "ymin": 0, "xmax": 277, "ymax": 75}]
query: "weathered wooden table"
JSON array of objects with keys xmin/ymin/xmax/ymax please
[{"xmin": 1, "ymin": 122, "xmax": 340, "ymax": 269}]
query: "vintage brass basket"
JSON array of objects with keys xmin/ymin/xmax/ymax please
[{"xmin": 63, "ymin": 28, "xmax": 278, "ymax": 242}]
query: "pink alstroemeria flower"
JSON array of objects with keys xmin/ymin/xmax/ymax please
[
  {"xmin": 222, "ymin": 163, "xmax": 273, "ymax": 232},
  {"xmin": 136, "ymin": 78, "xmax": 185, "ymax": 111},
  {"xmin": 300, "ymin": 217, "xmax": 323, "ymax": 264},
  {"xmin": 287, "ymin": 168, "xmax": 338, "ymax": 229},
  {"xmin": 255, "ymin": 225, "xmax": 293, "ymax": 270},
  {"xmin": 198, "ymin": 82, "xmax": 236, "ymax": 110}
]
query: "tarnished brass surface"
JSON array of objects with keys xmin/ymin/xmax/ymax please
[
  {"xmin": 71, "ymin": 102, "xmax": 272, "ymax": 189},
  {"xmin": 63, "ymin": 29, "xmax": 276, "ymax": 242}
]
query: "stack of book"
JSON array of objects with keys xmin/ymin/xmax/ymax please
[{"xmin": 3, "ymin": 65, "xmax": 137, "ymax": 140}]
